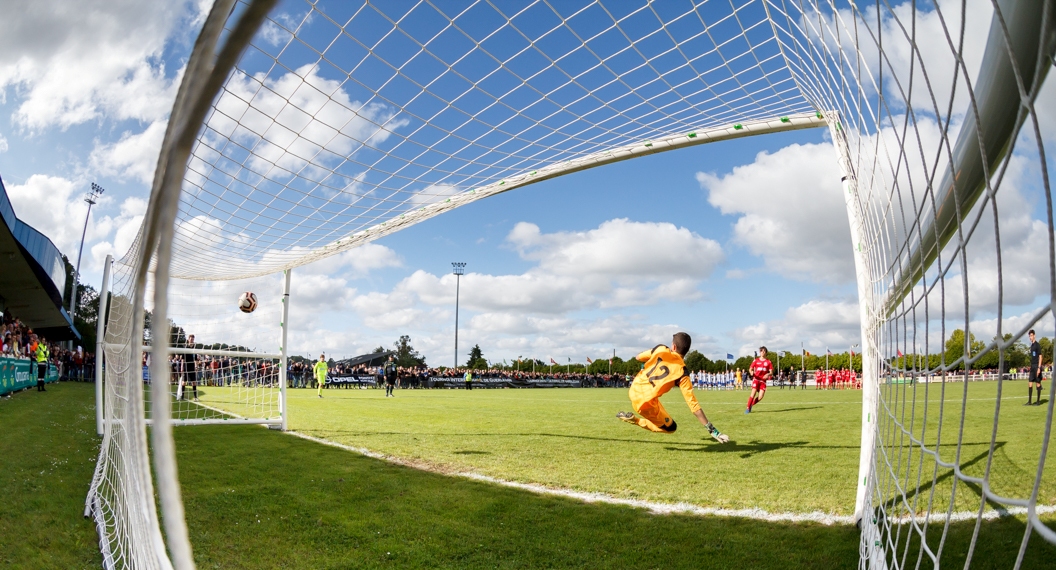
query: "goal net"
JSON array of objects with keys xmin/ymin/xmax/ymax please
[
  {"xmin": 143, "ymin": 273, "xmax": 288, "ymax": 426},
  {"xmin": 85, "ymin": 0, "xmax": 1055, "ymax": 568}
]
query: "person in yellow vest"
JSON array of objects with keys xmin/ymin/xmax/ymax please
[
  {"xmin": 34, "ymin": 338, "xmax": 50, "ymax": 392},
  {"xmin": 735, "ymin": 368, "xmax": 743, "ymax": 390},
  {"xmin": 616, "ymin": 332, "xmax": 729, "ymax": 442},
  {"xmin": 314, "ymin": 354, "xmax": 328, "ymax": 398},
  {"xmin": 464, "ymin": 369, "xmax": 473, "ymax": 391}
]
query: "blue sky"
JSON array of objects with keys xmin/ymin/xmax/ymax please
[{"xmin": 1, "ymin": 0, "xmax": 1052, "ymax": 365}]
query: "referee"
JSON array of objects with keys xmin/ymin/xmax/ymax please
[
  {"xmin": 184, "ymin": 334, "xmax": 199, "ymax": 402},
  {"xmin": 384, "ymin": 356, "xmax": 397, "ymax": 397},
  {"xmin": 1027, "ymin": 329, "xmax": 1045, "ymax": 406}
]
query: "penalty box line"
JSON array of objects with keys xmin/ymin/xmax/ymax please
[{"xmin": 285, "ymin": 431, "xmax": 1056, "ymax": 526}]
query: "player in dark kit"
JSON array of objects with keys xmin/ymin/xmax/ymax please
[
  {"xmin": 184, "ymin": 334, "xmax": 199, "ymax": 402},
  {"xmin": 1027, "ymin": 329, "xmax": 1045, "ymax": 406},
  {"xmin": 745, "ymin": 346, "xmax": 773, "ymax": 413},
  {"xmin": 384, "ymin": 356, "xmax": 397, "ymax": 397}
]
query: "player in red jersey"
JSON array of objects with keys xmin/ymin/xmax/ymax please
[{"xmin": 745, "ymin": 346, "xmax": 773, "ymax": 413}]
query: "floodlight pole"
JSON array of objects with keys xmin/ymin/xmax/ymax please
[
  {"xmin": 452, "ymin": 262, "xmax": 465, "ymax": 368},
  {"xmin": 70, "ymin": 183, "xmax": 105, "ymax": 330}
]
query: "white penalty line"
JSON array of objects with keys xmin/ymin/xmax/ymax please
[{"xmin": 884, "ymin": 504, "xmax": 1056, "ymax": 525}]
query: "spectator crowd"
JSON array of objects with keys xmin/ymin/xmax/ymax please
[{"xmin": 1, "ymin": 312, "xmax": 96, "ymax": 383}]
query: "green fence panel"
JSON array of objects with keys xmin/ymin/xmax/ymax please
[{"xmin": 0, "ymin": 357, "xmax": 59, "ymax": 395}]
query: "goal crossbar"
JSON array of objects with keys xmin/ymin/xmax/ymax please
[{"xmin": 140, "ymin": 346, "xmax": 283, "ymax": 360}]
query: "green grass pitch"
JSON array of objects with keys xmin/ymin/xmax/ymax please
[
  {"xmin": 3, "ymin": 382, "xmax": 1055, "ymax": 568},
  {"xmin": 212, "ymin": 380, "xmax": 1056, "ymax": 517}
]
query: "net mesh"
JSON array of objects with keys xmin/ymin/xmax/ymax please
[
  {"xmin": 174, "ymin": 0, "xmax": 818, "ymax": 278},
  {"xmin": 86, "ymin": 0, "xmax": 1055, "ymax": 567}
]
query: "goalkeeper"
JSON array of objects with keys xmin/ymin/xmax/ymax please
[{"xmin": 616, "ymin": 332, "xmax": 729, "ymax": 443}]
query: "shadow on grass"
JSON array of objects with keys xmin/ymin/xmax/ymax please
[
  {"xmin": 878, "ymin": 442, "xmax": 1014, "ymax": 517},
  {"xmin": 310, "ymin": 428, "xmax": 674, "ymax": 446},
  {"xmin": 311, "ymin": 428, "xmax": 860, "ymax": 452},
  {"xmin": 453, "ymin": 450, "xmax": 492, "ymax": 455},
  {"xmin": 664, "ymin": 439, "xmax": 802, "ymax": 456},
  {"xmin": 177, "ymin": 425, "xmax": 865, "ymax": 569},
  {"xmin": 750, "ymin": 406, "xmax": 824, "ymax": 413},
  {"xmin": 664, "ymin": 440, "xmax": 863, "ymax": 458}
]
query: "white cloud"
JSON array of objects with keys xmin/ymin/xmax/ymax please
[
  {"xmin": 5, "ymin": 175, "xmax": 153, "ymax": 274},
  {"xmin": 509, "ymin": 218, "xmax": 724, "ymax": 278},
  {"xmin": 965, "ymin": 311, "xmax": 1054, "ymax": 346},
  {"xmin": 259, "ymin": 10, "xmax": 312, "ymax": 48},
  {"xmin": 398, "ymin": 270, "xmax": 597, "ymax": 314},
  {"xmin": 699, "ymin": 143, "xmax": 849, "ymax": 283},
  {"xmin": 365, "ymin": 219, "xmax": 722, "ymax": 317},
  {"xmin": 335, "ymin": 243, "xmax": 403, "ymax": 275},
  {"xmin": 409, "ymin": 183, "xmax": 460, "ymax": 206},
  {"xmin": 0, "ymin": 132, "xmax": 7, "ymax": 153},
  {"xmin": 731, "ymin": 298, "xmax": 863, "ymax": 357},
  {"xmin": 463, "ymin": 313, "xmax": 702, "ymax": 359},
  {"xmin": 162, "ymin": 266, "xmax": 365, "ymax": 355},
  {"xmin": 197, "ymin": 63, "xmax": 407, "ymax": 184},
  {"xmin": 90, "ymin": 120, "xmax": 167, "ymax": 185},
  {"xmin": 5, "ymin": 174, "xmax": 114, "ymax": 256},
  {"xmin": 0, "ymin": 0, "xmax": 190, "ymax": 130},
  {"xmin": 90, "ymin": 196, "xmax": 147, "ymax": 265},
  {"xmin": 332, "ymin": 219, "xmax": 724, "ymax": 362},
  {"xmin": 808, "ymin": 0, "xmax": 992, "ymax": 116}
]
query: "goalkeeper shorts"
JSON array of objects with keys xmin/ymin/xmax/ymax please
[{"xmin": 631, "ymin": 397, "xmax": 677, "ymax": 433}]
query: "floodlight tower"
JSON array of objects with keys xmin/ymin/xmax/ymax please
[
  {"xmin": 70, "ymin": 183, "xmax": 105, "ymax": 319},
  {"xmin": 452, "ymin": 262, "xmax": 466, "ymax": 368}
]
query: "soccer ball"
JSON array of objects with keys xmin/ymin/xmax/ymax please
[{"xmin": 238, "ymin": 292, "xmax": 258, "ymax": 314}]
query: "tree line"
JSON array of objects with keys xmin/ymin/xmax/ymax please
[{"xmin": 892, "ymin": 329, "xmax": 1050, "ymax": 372}]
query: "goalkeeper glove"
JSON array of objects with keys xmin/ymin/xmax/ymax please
[{"xmin": 706, "ymin": 422, "xmax": 729, "ymax": 443}]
